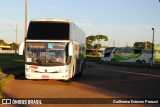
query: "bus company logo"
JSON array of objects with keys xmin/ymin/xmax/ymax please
[{"xmin": 2, "ymin": 99, "xmax": 11, "ymax": 104}]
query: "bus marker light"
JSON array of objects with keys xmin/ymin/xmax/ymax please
[
  {"xmin": 29, "ymin": 66, "xmax": 39, "ymax": 69},
  {"xmin": 41, "ymin": 75, "xmax": 49, "ymax": 79}
]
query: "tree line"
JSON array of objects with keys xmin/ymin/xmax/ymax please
[
  {"xmin": 86, "ymin": 35, "xmax": 154, "ymax": 56},
  {"xmin": 86, "ymin": 34, "xmax": 108, "ymax": 55}
]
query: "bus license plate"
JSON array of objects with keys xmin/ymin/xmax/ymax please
[{"xmin": 41, "ymin": 75, "xmax": 49, "ymax": 79}]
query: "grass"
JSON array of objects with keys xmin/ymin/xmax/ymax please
[
  {"xmin": 0, "ymin": 74, "xmax": 14, "ymax": 98},
  {"xmin": 0, "ymin": 54, "xmax": 24, "ymax": 71},
  {"xmin": 0, "ymin": 69, "xmax": 2, "ymax": 75},
  {"xmin": 0, "ymin": 54, "xmax": 24, "ymax": 98}
]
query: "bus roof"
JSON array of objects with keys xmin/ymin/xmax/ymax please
[{"xmin": 31, "ymin": 18, "xmax": 72, "ymax": 23}]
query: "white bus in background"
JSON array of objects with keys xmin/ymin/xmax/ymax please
[
  {"xmin": 101, "ymin": 47, "xmax": 122, "ymax": 62},
  {"xmin": 19, "ymin": 18, "xmax": 86, "ymax": 81},
  {"xmin": 101, "ymin": 47, "xmax": 154, "ymax": 63}
]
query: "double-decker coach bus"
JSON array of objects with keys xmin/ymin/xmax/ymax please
[{"xmin": 19, "ymin": 18, "xmax": 86, "ymax": 81}]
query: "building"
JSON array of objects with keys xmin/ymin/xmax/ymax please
[{"xmin": 0, "ymin": 45, "xmax": 13, "ymax": 53}]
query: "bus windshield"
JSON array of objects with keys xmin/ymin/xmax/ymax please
[
  {"xmin": 25, "ymin": 43, "xmax": 67, "ymax": 66},
  {"xmin": 27, "ymin": 21, "xmax": 69, "ymax": 40},
  {"xmin": 104, "ymin": 47, "xmax": 115, "ymax": 53}
]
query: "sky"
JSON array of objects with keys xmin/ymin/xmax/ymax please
[{"xmin": 0, "ymin": 0, "xmax": 160, "ymax": 47}]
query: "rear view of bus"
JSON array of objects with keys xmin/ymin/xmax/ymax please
[{"xmin": 21, "ymin": 18, "xmax": 86, "ymax": 81}]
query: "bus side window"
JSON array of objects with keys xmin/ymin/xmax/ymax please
[{"xmin": 134, "ymin": 49, "xmax": 142, "ymax": 54}]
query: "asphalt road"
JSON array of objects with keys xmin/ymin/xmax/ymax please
[{"xmin": 2, "ymin": 62, "xmax": 160, "ymax": 107}]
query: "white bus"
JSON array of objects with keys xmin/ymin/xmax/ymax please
[
  {"xmin": 19, "ymin": 18, "xmax": 86, "ymax": 81},
  {"xmin": 101, "ymin": 47, "xmax": 154, "ymax": 63}
]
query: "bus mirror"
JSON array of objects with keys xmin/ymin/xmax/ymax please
[
  {"xmin": 19, "ymin": 42, "xmax": 24, "ymax": 55},
  {"xmin": 68, "ymin": 42, "xmax": 73, "ymax": 56}
]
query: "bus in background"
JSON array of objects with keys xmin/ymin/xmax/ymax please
[
  {"xmin": 101, "ymin": 47, "xmax": 160, "ymax": 63},
  {"xmin": 19, "ymin": 18, "xmax": 86, "ymax": 81},
  {"xmin": 101, "ymin": 47, "xmax": 122, "ymax": 62},
  {"xmin": 154, "ymin": 44, "xmax": 160, "ymax": 63}
]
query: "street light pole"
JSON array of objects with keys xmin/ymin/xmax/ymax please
[
  {"xmin": 16, "ymin": 23, "xmax": 18, "ymax": 54},
  {"xmin": 16, "ymin": 23, "xmax": 18, "ymax": 45},
  {"xmin": 24, "ymin": 0, "xmax": 28, "ymax": 37},
  {"xmin": 151, "ymin": 28, "xmax": 155, "ymax": 66},
  {"xmin": 9, "ymin": 24, "xmax": 18, "ymax": 54}
]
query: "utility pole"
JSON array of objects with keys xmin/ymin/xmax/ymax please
[
  {"xmin": 16, "ymin": 23, "xmax": 18, "ymax": 54},
  {"xmin": 16, "ymin": 23, "xmax": 18, "ymax": 46},
  {"xmin": 151, "ymin": 28, "xmax": 155, "ymax": 66},
  {"xmin": 145, "ymin": 41, "xmax": 147, "ymax": 49},
  {"xmin": 9, "ymin": 24, "xmax": 18, "ymax": 54},
  {"xmin": 25, "ymin": 0, "xmax": 28, "ymax": 37}
]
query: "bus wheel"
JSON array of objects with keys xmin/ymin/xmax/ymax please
[
  {"xmin": 71, "ymin": 66, "xmax": 75, "ymax": 78},
  {"xmin": 66, "ymin": 78, "xmax": 72, "ymax": 82},
  {"xmin": 141, "ymin": 60, "xmax": 146, "ymax": 64},
  {"xmin": 64, "ymin": 67, "xmax": 74, "ymax": 82},
  {"xmin": 111, "ymin": 59, "xmax": 115, "ymax": 62},
  {"xmin": 136, "ymin": 60, "xmax": 141, "ymax": 63},
  {"xmin": 78, "ymin": 63, "xmax": 83, "ymax": 76},
  {"xmin": 63, "ymin": 78, "xmax": 72, "ymax": 82}
]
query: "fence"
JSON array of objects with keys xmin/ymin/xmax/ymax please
[{"xmin": 0, "ymin": 50, "xmax": 16, "ymax": 54}]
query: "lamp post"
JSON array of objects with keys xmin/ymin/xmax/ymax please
[
  {"xmin": 9, "ymin": 23, "xmax": 18, "ymax": 54},
  {"xmin": 151, "ymin": 28, "xmax": 155, "ymax": 66},
  {"xmin": 24, "ymin": 0, "xmax": 28, "ymax": 37}
]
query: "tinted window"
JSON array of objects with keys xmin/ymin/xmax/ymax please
[
  {"xmin": 134, "ymin": 49, "xmax": 142, "ymax": 54},
  {"xmin": 27, "ymin": 21, "xmax": 69, "ymax": 40}
]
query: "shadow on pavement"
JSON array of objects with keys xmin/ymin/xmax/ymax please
[
  {"xmin": 72, "ymin": 62, "xmax": 160, "ymax": 98},
  {"xmin": 2, "ymin": 69, "xmax": 26, "ymax": 80}
]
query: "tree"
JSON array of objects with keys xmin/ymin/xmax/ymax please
[
  {"xmin": 86, "ymin": 34, "xmax": 108, "ymax": 56},
  {"xmin": 9, "ymin": 43, "xmax": 19, "ymax": 50},
  {"xmin": 133, "ymin": 41, "xmax": 153, "ymax": 49},
  {"xmin": 86, "ymin": 35, "xmax": 95, "ymax": 49}
]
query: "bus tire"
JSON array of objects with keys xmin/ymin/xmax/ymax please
[
  {"xmin": 141, "ymin": 60, "xmax": 146, "ymax": 63},
  {"xmin": 78, "ymin": 63, "xmax": 83, "ymax": 76},
  {"xmin": 66, "ymin": 78, "xmax": 72, "ymax": 82},
  {"xmin": 64, "ymin": 66, "xmax": 74, "ymax": 82},
  {"xmin": 83, "ymin": 60, "xmax": 86, "ymax": 68},
  {"xmin": 72, "ymin": 66, "xmax": 75, "ymax": 78},
  {"xmin": 111, "ymin": 59, "xmax": 115, "ymax": 62},
  {"xmin": 136, "ymin": 60, "xmax": 141, "ymax": 63}
]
